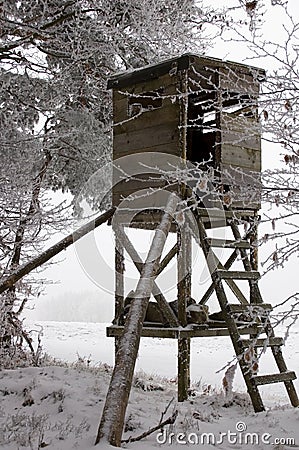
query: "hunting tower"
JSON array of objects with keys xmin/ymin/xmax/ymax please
[{"xmin": 103, "ymin": 54, "xmax": 298, "ymax": 440}]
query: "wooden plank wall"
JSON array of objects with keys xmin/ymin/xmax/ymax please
[
  {"xmin": 113, "ymin": 73, "xmax": 180, "ymax": 158},
  {"xmin": 112, "ymin": 72, "xmax": 182, "ymax": 208}
]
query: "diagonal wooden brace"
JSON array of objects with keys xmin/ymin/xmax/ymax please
[
  {"xmin": 0, "ymin": 208, "xmax": 115, "ymax": 295},
  {"xmin": 114, "ymin": 223, "xmax": 179, "ymax": 327}
]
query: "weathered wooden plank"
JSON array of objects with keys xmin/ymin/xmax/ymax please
[
  {"xmin": 113, "ymin": 89, "xmax": 126, "ymax": 104},
  {"xmin": 113, "ymin": 121, "xmax": 180, "ymax": 156},
  {"xmin": 110, "ymin": 209, "xmax": 178, "ymax": 233},
  {"xmin": 219, "ymin": 67, "xmax": 260, "ymax": 94},
  {"xmin": 203, "ymin": 251, "xmax": 249, "ymax": 305},
  {"xmin": 180, "ymin": 325, "xmax": 265, "ymax": 338},
  {"xmin": 253, "ymin": 372, "xmax": 297, "ymax": 386},
  {"xmin": 226, "ymin": 200, "xmax": 260, "ymax": 211},
  {"xmin": 156, "ymin": 244, "xmax": 178, "ymax": 276},
  {"xmin": 219, "ymin": 165, "xmax": 261, "ymax": 210},
  {"xmin": 220, "ymin": 113, "xmax": 261, "ymax": 150},
  {"xmin": 193, "ymin": 56, "xmax": 265, "ymax": 78},
  {"xmin": 220, "ymin": 165, "xmax": 261, "ymax": 186},
  {"xmin": 220, "ymin": 145, "xmax": 261, "ymax": 171},
  {"xmin": 221, "ymin": 130, "xmax": 260, "ymax": 151},
  {"xmin": 112, "ymin": 186, "xmax": 178, "ymax": 211},
  {"xmin": 207, "ymin": 238, "xmax": 250, "ymax": 248},
  {"xmin": 229, "ymin": 303, "xmax": 272, "ymax": 312},
  {"xmin": 113, "ymin": 230, "xmax": 124, "ymax": 355},
  {"xmin": 113, "ymin": 99, "xmax": 179, "ymax": 132},
  {"xmin": 270, "ymin": 345, "xmax": 299, "ymax": 407},
  {"xmin": 188, "ymin": 66, "xmax": 217, "ymax": 92},
  {"xmin": 113, "ymin": 141, "xmax": 179, "ymax": 160},
  {"xmin": 178, "ymin": 337, "xmax": 190, "ymax": 402},
  {"xmin": 107, "ymin": 325, "xmax": 177, "ymax": 338},
  {"xmin": 177, "ymin": 225, "xmax": 192, "ymax": 402},
  {"xmin": 199, "ymin": 249, "xmax": 240, "ymax": 305},
  {"xmin": 114, "ymin": 231, "xmax": 125, "ymax": 325},
  {"xmin": 130, "ymin": 72, "xmax": 178, "ymax": 96},
  {"xmin": 108, "ymin": 54, "xmax": 265, "ymax": 92},
  {"xmin": 240, "ymin": 337, "xmax": 284, "ymax": 348},
  {"xmin": 196, "ymin": 208, "xmax": 256, "ymax": 219},
  {"xmin": 110, "ymin": 68, "xmax": 178, "ymax": 92},
  {"xmin": 106, "ymin": 324, "xmax": 266, "ymax": 339},
  {"xmin": 113, "ymin": 176, "xmax": 168, "ymax": 195},
  {"xmin": 216, "ymin": 270, "xmax": 260, "ymax": 280}
]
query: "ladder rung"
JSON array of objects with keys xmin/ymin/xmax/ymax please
[
  {"xmin": 207, "ymin": 238, "xmax": 251, "ymax": 249},
  {"xmin": 216, "ymin": 270, "xmax": 260, "ymax": 280},
  {"xmin": 253, "ymin": 371, "xmax": 297, "ymax": 386},
  {"xmin": 197, "ymin": 208, "xmax": 256, "ymax": 219},
  {"xmin": 240, "ymin": 337, "xmax": 283, "ymax": 348},
  {"xmin": 228, "ymin": 303, "xmax": 273, "ymax": 313}
]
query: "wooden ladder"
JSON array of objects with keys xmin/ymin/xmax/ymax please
[{"xmin": 196, "ymin": 209, "xmax": 299, "ymax": 412}]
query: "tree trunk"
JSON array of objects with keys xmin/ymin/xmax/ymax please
[{"xmin": 95, "ymin": 194, "xmax": 178, "ymax": 447}]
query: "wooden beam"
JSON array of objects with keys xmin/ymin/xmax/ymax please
[
  {"xmin": 196, "ymin": 208, "xmax": 256, "ymax": 219},
  {"xmin": 177, "ymin": 224, "xmax": 191, "ymax": 402},
  {"xmin": 114, "ymin": 223, "xmax": 179, "ymax": 327},
  {"xmin": 155, "ymin": 244, "xmax": 178, "ymax": 277},
  {"xmin": 106, "ymin": 324, "xmax": 266, "ymax": 339},
  {"xmin": 0, "ymin": 208, "xmax": 115, "ymax": 295},
  {"xmin": 228, "ymin": 303, "xmax": 272, "ymax": 312},
  {"xmin": 95, "ymin": 193, "xmax": 178, "ymax": 447},
  {"xmin": 216, "ymin": 270, "xmax": 260, "ymax": 280},
  {"xmin": 113, "ymin": 229, "xmax": 125, "ymax": 357},
  {"xmin": 240, "ymin": 337, "xmax": 284, "ymax": 348},
  {"xmin": 253, "ymin": 372, "xmax": 297, "ymax": 386},
  {"xmin": 114, "ymin": 230, "xmax": 125, "ymax": 325}
]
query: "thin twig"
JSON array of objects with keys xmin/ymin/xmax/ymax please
[
  {"xmin": 121, "ymin": 410, "xmax": 178, "ymax": 444},
  {"xmin": 159, "ymin": 397, "xmax": 175, "ymax": 425}
]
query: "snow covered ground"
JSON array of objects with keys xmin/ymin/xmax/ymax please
[
  {"xmin": 27, "ymin": 321, "xmax": 299, "ymax": 401},
  {"xmin": 0, "ymin": 321, "xmax": 298, "ymax": 449}
]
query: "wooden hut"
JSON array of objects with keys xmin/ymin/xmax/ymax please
[{"xmin": 108, "ymin": 53, "xmax": 265, "ymax": 218}]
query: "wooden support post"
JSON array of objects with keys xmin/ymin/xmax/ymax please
[
  {"xmin": 95, "ymin": 194, "xmax": 178, "ymax": 447},
  {"xmin": 177, "ymin": 225, "xmax": 191, "ymax": 402},
  {"xmin": 114, "ymin": 231, "xmax": 125, "ymax": 324},
  {"xmin": 114, "ymin": 229, "xmax": 125, "ymax": 357}
]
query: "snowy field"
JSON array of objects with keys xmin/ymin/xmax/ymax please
[
  {"xmin": 0, "ymin": 320, "xmax": 298, "ymax": 450},
  {"xmin": 28, "ymin": 321, "xmax": 299, "ymax": 401}
]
